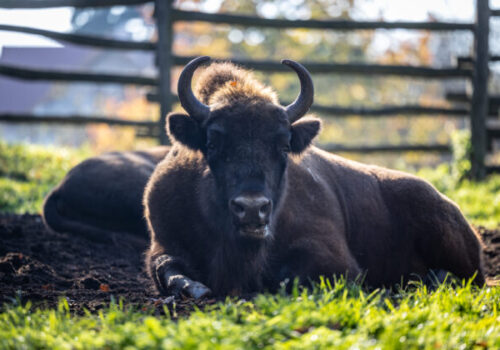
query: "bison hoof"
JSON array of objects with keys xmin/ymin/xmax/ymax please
[
  {"xmin": 167, "ymin": 274, "xmax": 211, "ymax": 299},
  {"xmin": 184, "ymin": 281, "xmax": 212, "ymax": 299}
]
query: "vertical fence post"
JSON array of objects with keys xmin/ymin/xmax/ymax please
[
  {"xmin": 470, "ymin": 0, "xmax": 490, "ymax": 180},
  {"xmin": 155, "ymin": 0, "xmax": 173, "ymax": 145}
]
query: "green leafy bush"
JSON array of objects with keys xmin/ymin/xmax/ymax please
[{"xmin": 450, "ymin": 129, "xmax": 472, "ymax": 182}]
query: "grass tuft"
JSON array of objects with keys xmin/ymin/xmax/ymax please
[{"xmin": 1, "ymin": 280, "xmax": 499, "ymax": 349}]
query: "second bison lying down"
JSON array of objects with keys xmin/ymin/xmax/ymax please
[{"xmin": 43, "ymin": 57, "xmax": 485, "ymax": 298}]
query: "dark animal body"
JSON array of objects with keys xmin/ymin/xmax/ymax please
[
  {"xmin": 43, "ymin": 147, "xmax": 169, "ymax": 242},
  {"xmin": 43, "ymin": 57, "xmax": 485, "ymax": 298}
]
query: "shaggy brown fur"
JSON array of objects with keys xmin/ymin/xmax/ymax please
[
  {"xmin": 144, "ymin": 61, "xmax": 485, "ymax": 298},
  {"xmin": 195, "ymin": 62, "xmax": 279, "ymax": 106}
]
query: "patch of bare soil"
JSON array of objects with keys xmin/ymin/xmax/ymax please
[
  {"xmin": 477, "ymin": 227, "xmax": 500, "ymax": 280},
  {"xmin": 0, "ymin": 214, "xmax": 213, "ymax": 314},
  {"xmin": 0, "ymin": 214, "xmax": 498, "ymax": 313}
]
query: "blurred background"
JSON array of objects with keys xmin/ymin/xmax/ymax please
[{"xmin": 1, "ymin": 0, "xmax": 499, "ymax": 169}]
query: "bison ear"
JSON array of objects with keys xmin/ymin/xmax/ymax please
[
  {"xmin": 290, "ymin": 117, "xmax": 321, "ymax": 154},
  {"xmin": 167, "ymin": 113, "xmax": 205, "ymax": 150}
]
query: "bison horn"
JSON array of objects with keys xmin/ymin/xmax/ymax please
[
  {"xmin": 177, "ymin": 56, "xmax": 211, "ymax": 123},
  {"xmin": 281, "ymin": 59, "xmax": 314, "ymax": 123}
]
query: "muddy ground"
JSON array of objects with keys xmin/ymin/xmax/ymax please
[{"xmin": 0, "ymin": 214, "xmax": 499, "ymax": 313}]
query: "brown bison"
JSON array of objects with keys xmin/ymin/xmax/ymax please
[{"xmin": 43, "ymin": 56, "xmax": 485, "ymax": 299}]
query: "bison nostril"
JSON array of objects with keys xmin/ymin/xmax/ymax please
[
  {"xmin": 233, "ymin": 203, "xmax": 244, "ymax": 214},
  {"xmin": 230, "ymin": 199, "xmax": 246, "ymax": 218},
  {"xmin": 260, "ymin": 202, "xmax": 270, "ymax": 215}
]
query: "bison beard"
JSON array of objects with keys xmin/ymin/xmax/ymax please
[{"xmin": 42, "ymin": 57, "xmax": 485, "ymax": 299}]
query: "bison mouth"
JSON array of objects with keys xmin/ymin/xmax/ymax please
[{"xmin": 238, "ymin": 224, "xmax": 270, "ymax": 239}]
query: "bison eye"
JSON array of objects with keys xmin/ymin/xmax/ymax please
[
  {"xmin": 207, "ymin": 142, "xmax": 216, "ymax": 151},
  {"xmin": 282, "ymin": 145, "xmax": 291, "ymax": 153}
]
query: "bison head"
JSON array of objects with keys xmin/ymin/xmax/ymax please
[{"xmin": 168, "ymin": 56, "xmax": 320, "ymax": 240}]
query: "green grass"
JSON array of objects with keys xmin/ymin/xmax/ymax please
[
  {"xmin": 1, "ymin": 142, "xmax": 500, "ymax": 348},
  {"xmin": 1, "ymin": 280, "xmax": 499, "ymax": 349},
  {"xmin": 0, "ymin": 142, "xmax": 90, "ymax": 213}
]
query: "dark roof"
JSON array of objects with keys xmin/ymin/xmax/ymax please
[{"xmin": 0, "ymin": 45, "xmax": 94, "ymax": 113}]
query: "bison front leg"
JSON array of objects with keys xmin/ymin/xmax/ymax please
[{"xmin": 148, "ymin": 254, "xmax": 212, "ymax": 299}]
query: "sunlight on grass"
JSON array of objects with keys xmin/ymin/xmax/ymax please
[
  {"xmin": 1, "ymin": 280, "xmax": 498, "ymax": 349},
  {"xmin": 0, "ymin": 142, "xmax": 90, "ymax": 214}
]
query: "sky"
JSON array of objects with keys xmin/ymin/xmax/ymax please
[
  {"xmin": 0, "ymin": 0, "xmax": 497, "ymax": 56},
  {"xmin": 0, "ymin": 7, "xmax": 72, "ymax": 55}
]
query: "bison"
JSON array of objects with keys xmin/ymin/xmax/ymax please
[{"xmin": 43, "ymin": 56, "xmax": 485, "ymax": 299}]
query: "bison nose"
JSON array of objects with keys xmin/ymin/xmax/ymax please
[{"xmin": 230, "ymin": 195, "xmax": 271, "ymax": 225}]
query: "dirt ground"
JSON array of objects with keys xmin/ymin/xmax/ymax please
[
  {"xmin": 0, "ymin": 214, "xmax": 499, "ymax": 313},
  {"xmin": 0, "ymin": 214, "xmax": 213, "ymax": 314}
]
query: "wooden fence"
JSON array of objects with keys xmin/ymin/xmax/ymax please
[{"xmin": 0, "ymin": 0, "xmax": 496, "ymax": 179}]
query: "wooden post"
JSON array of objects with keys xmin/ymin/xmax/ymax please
[
  {"xmin": 155, "ymin": 0, "xmax": 173, "ymax": 145},
  {"xmin": 470, "ymin": 0, "xmax": 490, "ymax": 180}
]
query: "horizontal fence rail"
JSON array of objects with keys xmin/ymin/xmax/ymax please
[
  {"xmin": 321, "ymin": 143, "xmax": 451, "ymax": 153},
  {"xmin": 446, "ymin": 92, "xmax": 500, "ymax": 116},
  {"xmin": 0, "ymin": 64, "xmax": 157, "ymax": 85},
  {"xmin": 146, "ymin": 92, "xmax": 468, "ymax": 117},
  {"xmin": 310, "ymin": 105, "xmax": 469, "ymax": 117},
  {"xmin": 0, "ymin": 0, "xmax": 151, "ymax": 9},
  {"xmin": 0, "ymin": 59, "xmax": 471, "ymax": 88},
  {"xmin": 446, "ymin": 92, "xmax": 471, "ymax": 102},
  {"xmin": 0, "ymin": 25, "xmax": 155, "ymax": 51},
  {"xmin": 457, "ymin": 56, "xmax": 500, "ymax": 65},
  {"xmin": 486, "ymin": 165, "xmax": 500, "ymax": 174},
  {"xmin": 172, "ymin": 10, "xmax": 475, "ymax": 31},
  {"xmin": 0, "ymin": 114, "xmax": 452, "ymax": 153},
  {"xmin": 0, "ymin": 2, "xmax": 476, "ymax": 32},
  {"xmin": 173, "ymin": 56, "xmax": 472, "ymax": 77},
  {"xmin": 0, "ymin": 114, "xmax": 157, "ymax": 127}
]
